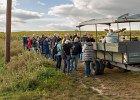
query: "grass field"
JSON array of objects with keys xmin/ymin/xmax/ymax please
[{"xmin": 0, "ymin": 31, "xmax": 140, "ymax": 99}]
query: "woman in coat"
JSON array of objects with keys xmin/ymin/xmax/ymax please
[
  {"xmin": 82, "ymin": 40, "xmax": 94, "ymax": 77},
  {"xmin": 43, "ymin": 37, "xmax": 50, "ymax": 57}
]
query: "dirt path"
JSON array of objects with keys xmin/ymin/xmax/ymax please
[{"xmin": 73, "ymin": 62, "xmax": 140, "ymax": 100}]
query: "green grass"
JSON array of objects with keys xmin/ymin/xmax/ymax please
[{"xmin": 0, "ymin": 31, "xmax": 140, "ymax": 99}]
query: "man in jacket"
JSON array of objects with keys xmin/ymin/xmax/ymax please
[
  {"xmin": 63, "ymin": 39, "xmax": 73, "ymax": 74},
  {"xmin": 71, "ymin": 37, "xmax": 82, "ymax": 72}
]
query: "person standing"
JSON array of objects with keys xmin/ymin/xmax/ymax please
[
  {"xmin": 55, "ymin": 38, "xmax": 62, "ymax": 71},
  {"xmin": 27, "ymin": 37, "xmax": 32, "ymax": 51},
  {"xmin": 82, "ymin": 40, "xmax": 94, "ymax": 77},
  {"xmin": 39, "ymin": 35, "xmax": 46, "ymax": 54},
  {"xmin": 31, "ymin": 34, "xmax": 37, "ymax": 51},
  {"xmin": 23, "ymin": 35, "xmax": 28, "ymax": 50},
  {"xmin": 63, "ymin": 39, "xmax": 73, "ymax": 74},
  {"xmin": 71, "ymin": 37, "xmax": 82, "ymax": 72},
  {"xmin": 43, "ymin": 37, "xmax": 50, "ymax": 57}
]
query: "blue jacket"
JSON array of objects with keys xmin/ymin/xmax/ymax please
[{"xmin": 43, "ymin": 39, "xmax": 50, "ymax": 55}]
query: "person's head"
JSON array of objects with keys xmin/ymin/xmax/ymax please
[
  {"xmin": 42, "ymin": 34, "xmax": 44, "ymax": 38},
  {"xmin": 45, "ymin": 37, "xmax": 48, "ymax": 41},
  {"xmin": 84, "ymin": 32, "xmax": 87, "ymax": 36},
  {"xmin": 109, "ymin": 29, "xmax": 113, "ymax": 33},
  {"xmin": 87, "ymin": 33, "xmax": 93, "ymax": 38},
  {"xmin": 74, "ymin": 37, "xmax": 79, "ymax": 42},
  {"xmin": 58, "ymin": 38, "xmax": 62, "ymax": 43},
  {"xmin": 101, "ymin": 36, "xmax": 105, "ymax": 39},
  {"xmin": 54, "ymin": 33, "xmax": 58, "ymax": 37},
  {"xmin": 65, "ymin": 40, "xmax": 70, "ymax": 44},
  {"xmin": 65, "ymin": 33, "xmax": 70, "ymax": 40},
  {"xmin": 74, "ymin": 32, "xmax": 77, "ymax": 36}
]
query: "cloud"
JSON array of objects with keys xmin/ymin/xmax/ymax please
[
  {"xmin": 13, "ymin": 9, "xmax": 44, "ymax": 20},
  {"xmin": 40, "ymin": 24, "xmax": 75, "ymax": 31},
  {"xmin": 0, "ymin": 0, "xmax": 44, "ymax": 31},
  {"xmin": 37, "ymin": 1, "xmax": 45, "ymax": 6},
  {"xmin": 48, "ymin": 0, "xmax": 140, "ymax": 30}
]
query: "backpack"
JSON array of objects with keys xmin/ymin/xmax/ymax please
[{"xmin": 53, "ymin": 44, "xmax": 58, "ymax": 55}]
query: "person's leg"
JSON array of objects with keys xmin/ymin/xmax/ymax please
[
  {"xmin": 56, "ymin": 55, "xmax": 59, "ymax": 70},
  {"xmin": 58, "ymin": 55, "xmax": 62, "ymax": 70},
  {"xmin": 63, "ymin": 59, "xmax": 67, "ymax": 73},
  {"xmin": 70, "ymin": 55, "xmax": 74, "ymax": 73},
  {"xmin": 74, "ymin": 55, "xmax": 79, "ymax": 71},
  {"xmin": 80, "ymin": 53, "xmax": 82, "ymax": 61},
  {"xmin": 85, "ymin": 61, "xmax": 91, "ymax": 77},
  {"xmin": 66, "ymin": 55, "xmax": 71, "ymax": 73}
]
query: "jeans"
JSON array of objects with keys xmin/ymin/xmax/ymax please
[
  {"xmin": 63, "ymin": 59, "xmax": 67, "ymax": 73},
  {"xmin": 63, "ymin": 55, "xmax": 71, "ymax": 73},
  {"xmin": 85, "ymin": 61, "xmax": 91, "ymax": 77},
  {"xmin": 56, "ymin": 55, "xmax": 62, "ymax": 70},
  {"xmin": 70, "ymin": 55, "xmax": 79, "ymax": 72},
  {"xmin": 80, "ymin": 53, "xmax": 82, "ymax": 61}
]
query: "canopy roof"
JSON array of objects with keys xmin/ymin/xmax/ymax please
[{"xmin": 77, "ymin": 13, "xmax": 140, "ymax": 27}]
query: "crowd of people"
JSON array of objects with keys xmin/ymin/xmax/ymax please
[
  {"xmin": 23, "ymin": 28, "xmax": 137, "ymax": 77},
  {"xmin": 23, "ymin": 32, "xmax": 95, "ymax": 77}
]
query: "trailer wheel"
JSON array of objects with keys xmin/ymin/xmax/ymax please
[
  {"xmin": 106, "ymin": 62, "xmax": 114, "ymax": 69},
  {"xmin": 90, "ymin": 60, "xmax": 100, "ymax": 75},
  {"xmin": 99, "ymin": 60, "xmax": 105, "ymax": 75}
]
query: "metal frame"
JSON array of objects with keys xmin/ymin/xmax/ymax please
[{"xmin": 77, "ymin": 14, "xmax": 140, "ymax": 72}]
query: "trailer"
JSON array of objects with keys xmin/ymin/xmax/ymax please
[{"xmin": 77, "ymin": 13, "xmax": 140, "ymax": 75}]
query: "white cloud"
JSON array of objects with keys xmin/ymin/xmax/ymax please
[
  {"xmin": 37, "ymin": 1, "xmax": 45, "ymax": 6},
  {"xmin": 48, "ymin": 0, "xmax": 140, "ymax": 30},
  {"xmin": 13, "ymin": 9, "xmax": 44, "ymax": 20},
  {"xmin": 40, "ymin": 24, "xmax": 75, "ymax": 31},
  {"xmin": 0, "ymin": 0, "xmax": 44, "ymax": 31}
]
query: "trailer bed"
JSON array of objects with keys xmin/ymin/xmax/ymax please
[{"xmin": 94, "ymin": 41, "xmax": 140, "ymax": 64}]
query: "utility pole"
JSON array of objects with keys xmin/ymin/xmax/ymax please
[{"xmin": 5, "ymin": 0, "xmax": 12, "ymax": 63}]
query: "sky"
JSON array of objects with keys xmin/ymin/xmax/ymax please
[{"xmin": 0, "ymin": 0, "xmax": 140, "ymax": 32}]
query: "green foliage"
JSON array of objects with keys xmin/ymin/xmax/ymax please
[{"xmin": 0, "ymin": 31, "xmax": 140, "ymax": 99}]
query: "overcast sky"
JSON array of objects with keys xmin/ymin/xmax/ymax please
[{"xmin": 0, "ymin": 0, "xmax": 140, "ymax": 32}]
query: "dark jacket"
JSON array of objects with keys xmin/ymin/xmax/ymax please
[
  {"xmin": 63, "ymin": 43, "xmax": 73, "ymax": 55},
  {"xmin": 88, "ymin": 37, "xmax": 95, "ymax": 42},
  {"xmin": 39, "ymin": 36, "xmax": 46, "ymax": 46},
  {"xmin": 72, "ymin": 42, "xmax": 82, "ymax": 55},
  {"xmin": 50, "ymin": 36, "xmax": 58, "ymax": 49},
  {"xmin": 31, "ymin": 37, "xmax": 37, "ymax": 47},
  {"xmin": 43, "ymin": 39, "xmax": 50, "ymax": 55},
  {"xmin": 23, "ymin": 37, "xmax": 28, "ymax": 46}
]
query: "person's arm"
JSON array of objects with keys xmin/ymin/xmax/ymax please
[
  {"xmin": 114, "ymin": 28, "xmax": 126, "ymax": 33},
  {"xmin": 82, "ymin": 44, "xmax": 86, "ymax": 53},
  {"xmin": 102, "ymin": 37, "xmax": 106, "ymax": 43},
  {"xmin": 104, "ymin": 29, "xmax": 109, "ymax": 33}
]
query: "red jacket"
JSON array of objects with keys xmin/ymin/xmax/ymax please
[{"xmin": 27, "ymin": 38, "xmax": 32, "ymax": 48}]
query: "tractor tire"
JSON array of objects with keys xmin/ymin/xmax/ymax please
[
  {"xmin": 90, "ymin": 60, "xmax": 100, "ymax": 75},
  {"xmin": 99, "ymin": 60, "xmax": 105, "ymax": 75}
]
